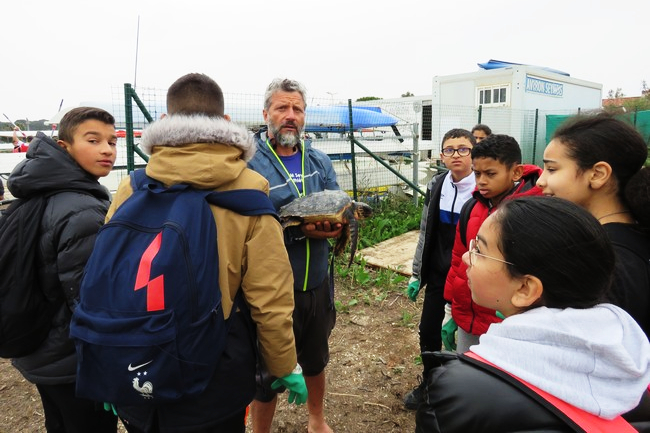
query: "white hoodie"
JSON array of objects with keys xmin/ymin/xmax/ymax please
[{"xmin": 472, "ymin": 304, "xmax": 650, "ymax": 419}]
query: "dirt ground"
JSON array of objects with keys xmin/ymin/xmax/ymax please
[{"xmin": 0, "ymin": 273, "xmax": 422, "ymax": 433}]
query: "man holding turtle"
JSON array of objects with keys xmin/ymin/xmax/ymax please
[{"xmin": 248, "ymin": 78, "xmax": 339, "ymax": 433}]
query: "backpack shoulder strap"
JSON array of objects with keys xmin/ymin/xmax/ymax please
[
  {"xmin": 459, "ymin": 197, "xmax": 477, "ymax": 248},
  {"xmin": 128, "ymin": 169, "xmax": 277, "ymax": 218},
  {"xmin": 206, "ymin": 190, "xmax": 277, "ymax": 219},
  {"xmin": 461, "ymin": 352, "xmax": 637, "ymax": 433},
  {"xmin": 1, "ymin": 188, "xmax": 88, "ymax": 225},
  {"xmin": 130, "ymin": 168, "xmax": 155, "ymax": 191}
]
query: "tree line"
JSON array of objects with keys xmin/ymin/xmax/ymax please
[{"xmin": 0, "ymin": 120, "xmax": 51, "ymax": 132}]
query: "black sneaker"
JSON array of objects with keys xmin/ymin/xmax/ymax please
[{"xmin": 403, "ymin": 380, "xmax": 425, "ymax": 410}]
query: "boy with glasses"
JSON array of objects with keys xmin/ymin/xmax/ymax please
[{"xmin": 403, "ymin": 128, "xmax": 476, "ymax": 410}]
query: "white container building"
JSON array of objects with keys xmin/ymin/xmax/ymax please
[{"xmin": 429, "ymin": 61, "xmax": 603, "ymax": 160}]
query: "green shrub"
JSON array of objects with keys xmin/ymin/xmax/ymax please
[{"xmin": 357, "ymin": 194, "xmax": 421, "ymax": 248}]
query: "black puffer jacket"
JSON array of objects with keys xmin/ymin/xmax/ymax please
[
  {"xmin": 415, "ymin": 351, "xmax": 650, "ymax": 433},
  {"xmin": 604, "ymin": 223, "xmax": 650, "ymax": 338},
  {"xmin": 8, "ymin": 132, "xmax": 110, "ymax": 385}
]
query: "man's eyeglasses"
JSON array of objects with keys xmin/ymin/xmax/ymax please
[
  {"xmin": 441, "ymin": 147, "xmax": 471, "ymax": 157},
  {"xmin": 468, "ymin": 238, "xmax": 514, "ymax": 267}
]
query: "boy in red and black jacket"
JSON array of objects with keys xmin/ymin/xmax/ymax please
[{"xmin": 444, "ymin": 134, "xmax": 542, "ymax": 353}]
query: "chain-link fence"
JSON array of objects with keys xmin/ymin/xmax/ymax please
[
  {"xmin": 101, "ymin": 84, "xmax": 650, "ymax": 199},
  {"xmin": 3, "ymin": 84, "xmax": 650, "ymax": 202},
  {"xmin": 109, "ymin": 85, "xmax": 435, "ymax": 201}
]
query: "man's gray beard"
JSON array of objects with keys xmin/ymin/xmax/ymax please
[{"xmin": 269, "ymin": 124, "xmax": 302, "ymax": 148}]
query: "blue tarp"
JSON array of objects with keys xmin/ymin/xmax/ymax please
[
  {"xmin": 477, "ymin": 59, "xmax": 570, "ymax": 77},
  {"xmin": 63, "ymin": 101, "xmax": 399, "ymax": 133},
  {"xmin": 304, "ymin": 106, "xmax": 398, "ymax": 132}
]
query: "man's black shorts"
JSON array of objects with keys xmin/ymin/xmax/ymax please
[{"xmin": 255, "ymin": 276, "xmax": 336, "ymax": 402}]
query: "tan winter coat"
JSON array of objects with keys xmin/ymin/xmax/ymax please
[{"xmin": 107, "ymin": 115, "xmax": 296, "ymax": 378}]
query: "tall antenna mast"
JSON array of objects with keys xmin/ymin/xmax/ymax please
[{"xmin": 133, "ymin": 15, "xmax": 140, "ymax": 89}]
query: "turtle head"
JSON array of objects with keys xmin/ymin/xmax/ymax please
[
  {"xmin": 280, "ymin": 216, "xmax": 304, "ymax": 230},
  {"xmin": 353, "ymin": 201, "xmax": 373, "ymax": 220}
]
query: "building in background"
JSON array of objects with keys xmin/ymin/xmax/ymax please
[
  {"xmin": 355, "ymin": 60, "xmax": 603, "ymax": 165},
  {"xmin": 430, "ymin": 60, "xmax": 602, "ymax": 163}
]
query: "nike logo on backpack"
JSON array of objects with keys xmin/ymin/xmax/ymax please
[{"xmin": 127, "ymin": 360, "xmax": 153, "ymax": 371}]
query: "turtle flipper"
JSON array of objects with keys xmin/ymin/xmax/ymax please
[
  {"xmin": 346, "ymin": 218, "xmax": 360, "ymax": 267},
  {"xmin": 334, "ymin": 223, "xmax": 350, "ymax": 258}
]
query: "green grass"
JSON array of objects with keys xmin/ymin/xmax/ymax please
[{"xmin": 399, "ymin": 309, "xmax": 416, "ymax": 328}]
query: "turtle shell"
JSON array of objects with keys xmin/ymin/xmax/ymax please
[{"xmin": 279, "ymin": 190, "xmax": 352, "ymax": 225}]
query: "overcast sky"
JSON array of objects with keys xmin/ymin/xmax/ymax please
[{"xmin": 3, "ymin": 0, "xmax": 648, "ymax": 121}]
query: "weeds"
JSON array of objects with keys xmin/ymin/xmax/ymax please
[
  {"xmin": 375, "ymin": 267, "xmax": 408, "ymax": 287},
  {"xmin": 399, "ymin": 310, "xmax": 416, "ymax": 328},
  {"xmin": 335, "ymin": 298, "xmax": 359, "ymax": 314}
]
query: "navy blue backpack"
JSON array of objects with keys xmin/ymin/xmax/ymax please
[{"xmin": 70, "ymin": 169, "xmax": 276, "ymax": 405}]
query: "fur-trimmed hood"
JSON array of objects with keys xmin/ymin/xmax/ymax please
[{"xmin": 140, "ymin": 114, "xmax": 255, "ymax": 161}]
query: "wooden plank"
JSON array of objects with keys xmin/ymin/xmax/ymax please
[{"xmin": 357, "ymin": 230, "xmax": 419, "ymax": 276}]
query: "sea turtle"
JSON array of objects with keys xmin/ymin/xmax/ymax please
[{"xmin": 279, "ymin": 190, "xmax": 373, "ymax": 266}]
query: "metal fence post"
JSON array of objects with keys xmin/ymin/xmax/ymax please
[
  {"xmin": 123, "ymin": 83, "xmax": 153, "ymax": 172},
  {"xmin": 412, "ymin": 122, "xmax": 420, "ymax": 205},
  {"xmin": 347, "ymin": 99, "xmax": 357, "ymax": 200},
  {"xmin": 124, "ymin": 84, "xmax": 135, "ymax": 172},
  {"xmin": 532, "ymin": 108, "xmax": 539, "ymax": 165}
]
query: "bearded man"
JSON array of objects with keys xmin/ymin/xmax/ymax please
[{"xmin": 248, "ymin": 78, "xmax": 340, "ymax": 433}]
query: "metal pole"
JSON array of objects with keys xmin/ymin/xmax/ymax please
[
  {"xmin": 532, "ymin": 108, "xmax": 539, "ymax": 165},
  {"xmin": 478, "ymin": 105, "xmax": 483, "ymax": 124},
  {"xmin": 124, "ymin": 83, "xmax": 135, "ymax": 172},
  {"xmin": 412, "ymin": 122, "xmax": 419, "ymax": 205},
  {"xmin": 130, "ymin": 91, "xmax": 155, "ymax": 124},
  {"xmin": 347, "ymin": 99, "xmax": 357, "ymax": 200},
  {"xmin": 133, "ymin": 16, "xmax": 140, "ymax": 89}
]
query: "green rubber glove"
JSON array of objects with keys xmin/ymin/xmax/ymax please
[
  {"xmin": 441, "ymin": 317, "xmax": 458, "ymax": 351},
  {"xmin": 103, "ymin": 402, "xmax": 117, "ymax": 416},
  {"xmin": 271, "ymin": 365, "xmax": 308, "ymax": 405},
  {"xmin": 406, "ymin": 277, "xmax": 420, "ymax": 302}
]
